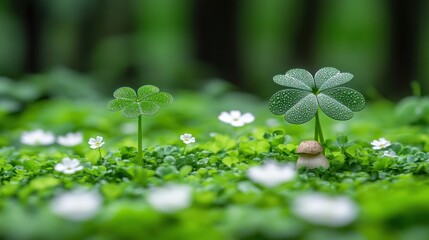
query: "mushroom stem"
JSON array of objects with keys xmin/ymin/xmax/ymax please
[{"xmin": 297, "ymin": 153, "xmax": 330, "ymax": 169}]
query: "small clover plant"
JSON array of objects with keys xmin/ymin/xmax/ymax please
[
  {"xmin": 107, "ymin": 85, "xmax": 173, "ymax": 165},
  {"xmin": 395, "ymin": 82, "xmax": 429, "ymax": 125},
  {"xmin": 269, "ymin": 67, "xmax": 365, "ymax": 143}
]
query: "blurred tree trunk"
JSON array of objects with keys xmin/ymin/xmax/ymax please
[
  {"xmin": 193, "ymin": 0, "xmax": 241, "ymax": 87},
  {"xmin": 238, "ymin": 0, "xmax": 298, "ymax": 98},
  {"xmin": 384, "ymin": 0, "xmax": 423, "ymax": 99},
  {"xmin": 12, "ymin": 0, "xmax": 41, "ymax": 73},
  {"xmin": 291, "ymin": 0, "xmax": 321, "ymax": 69}
]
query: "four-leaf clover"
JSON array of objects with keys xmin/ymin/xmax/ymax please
[
  {"xmin": 269, "ymin": 67, "xmax": 365, "ymax": 124},
  {"xmin": 107, "ymin": 85, "xmax": 173, "ymax": 118}
]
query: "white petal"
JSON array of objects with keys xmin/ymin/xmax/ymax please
[
  {"xmin": 62, "ymin": 158, "xmax": 73, "ymax": 165},
  {"xmin": 247, "ymin": 161, "xmax": 296, "ymax": 187},
  {"xmin": 74, "ymin": 166, "xmax": 84, "ymax": 171},
  {"xmin": 240, "ymin": 113, "xmax": 255, "ymax": 124},
  {"xmin": 230, "ymin": 120, "xmax": 245, "ymax": 127},
  {"xmin": 63, "ymin": 169, "xmax": 76, "ymax": 174},
  {"xmin": 55, "ymin": 164, "xmax": 66, "ymax": 172},
  {"xmin": 218, "ymin": 112, "xmax": 232, "ymax": 123},
  {"xmin": 181, "ymin": 134, "xmax": 192, "ymax": 140},
  {"xmin": 147, "ymin": 185, "xmax": 192, "ymax": 213},
  {"xmin": 50, "ymin": 190, "xmax": 102, "ymax": 221},
  {"xmin": 292, "ymin": 193, "xmax": 358, "ymax": 227},
  {"xmin": 58, "ymin": 133, "xmax": 83, "ymax": 146},
  {"xmin": 230, "ymin": 110, "xmax": 241, "ymax": 118},
  {"xmin": 70, "ymin": 159, "xmax": 81, "ymax": 168}
]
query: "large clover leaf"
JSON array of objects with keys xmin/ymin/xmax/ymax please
[
  {"xmin": 107, "ymin": 85, "xmax": 173, "ymax": 119},
  {"xmin": 269, "ymin": 67, "xmax": 365, "ymax": 124}
]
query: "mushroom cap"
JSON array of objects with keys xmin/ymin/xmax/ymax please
[{"xmin": 296, "ymin": 140, "xmax": 324, "ymax": 154}]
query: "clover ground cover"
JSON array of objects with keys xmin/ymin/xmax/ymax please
[{"xmin": 1, "ymin": 90, "xmax": 429, "ymax": 240}]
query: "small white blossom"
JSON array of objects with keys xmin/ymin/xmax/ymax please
[
  {"xmin": 180, "ymin": 133, "xmax": 195, "ymax": 144},
  {"xmin": 88, "ymin": 136, "xmax": 105, "ymax": 149},
  {"xmin": 265, "ymin": 118, "xmax": 280, "ymax": 127},
  {"xmin": 57, "ymin": 132, "xmax": 83, "ymax": 147},
  {"xmin": 55, "ymin": 157, "xmax": 83, "ymax": 174},
  {"xmin": 247, "ymin": 161, "xmax": 296, "ymax": 187},
  {"xmin": 147, "ymin": 184, "xmax": 192, "ymax": 213},
  {"xmin": 382, "ymin": 150, "xmax": 397, "ymax": 158},
  {"xmin": 292, "ymin": 193, "xmax": 358, "ymax": 227},
  {"xmin": 218, "ymin": 110, "xmax": 255, "ymax": 127},
  {"xmin": 20, "ymin": 129, "xmax": 55, "ymax": 146},
  {"xmin": 371, "ymin": 137, "xmax": 391, "ymax": 150},
  {"xmin": 50, "ymin": 189, "xmax": 102, "ymax": 221}
]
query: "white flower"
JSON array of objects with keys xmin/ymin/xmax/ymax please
[
  {"xmin": 292, "ymin": 193, "xmax": 358, "ymax": 227},
  {"xmin": 54, "ymin": 157, "xmax": 83, "ymax": 174},
  {"xmin": 382, "ymin": 150, "xmax": 397, "ymax": 158},
  {"xmin": 88, "ymin": 136, "xmax": 105, "ymax": 149},
  {"xmin": 247, "ymin": 160, "xmax": 296, "ymax": 187},
  {"xmin": 218, "ymin": 110, "xmax": 255, "ymax": 127},
  {"xmin": 50, "ymin": 189, "xmax": 102, "ymax": 221},
  {"xmin": 265, "ymin": 118, "xmax": 280, "ymax": 127},
  {"xmin": 20, "ymin": 129, "xmax": 55, "ymax": 146},
  {"xmin": 180, "ymin": 133, "xmax": 195, "ymax": 144},
  {"xmin": 147, "ymin": 184, "xmax": 192, "ymax": 213},
  {"xmin": 371, "ymin": 137, "xmax": 391, "ymax": 150},
  {"xmin": 57, "ymin": 132, "xmax": 83, "ymax": 147}
]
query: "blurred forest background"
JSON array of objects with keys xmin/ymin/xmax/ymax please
[{"xmin": 1, "ymin": 0, "xmax": 429, "ymax": 103}]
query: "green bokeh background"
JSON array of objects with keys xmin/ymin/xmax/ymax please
[
  {"xmin": 1, "ymin": 2, "xmax": 429, "ymax": 239},
  {"xmin": 1, "ymin": 0, "xmax": 428, "ymax": 101}
]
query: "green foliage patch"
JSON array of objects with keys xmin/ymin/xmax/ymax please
[{"xmin": 0, "ymin": 86, "xmax": 429, "ymax": 240}]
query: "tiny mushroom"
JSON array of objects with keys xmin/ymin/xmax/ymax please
[{"xmin": 296, "ymin": 140, "xmax": 329, "ymax": 169}]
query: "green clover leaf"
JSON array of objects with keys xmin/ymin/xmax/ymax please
[
  {"xmin": 107, "ymin": 85, "xmax": 173, "ymax": 119},
  {"xmin": 269, "ymin": 67, "xmax": 365, "ymax": 124},
  {"xmin": 107, "ymin": 85, "xmax": 173, "ymax": 166},
  {"xmin": 269, "ymin": 67, "xmax": 365, "ymax": 143}
]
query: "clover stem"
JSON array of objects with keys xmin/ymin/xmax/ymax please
[
  {"xmin": 233, "ymin": 127, "xmax": 239, "ymax": 139},
  {"xmin": 315, "ymin": 110, "xmax": 324, "ymax": 143},
  {"xmin": 98, "ymin": 148, "xmax": 103, "ymax": 161},
  {"xmin": 137, "ymin": 115, "xmax": 143, "ymax": 166},
  {"xmin": 314, "ymin": 116, "xmax": 319, "ymax": 141}
]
